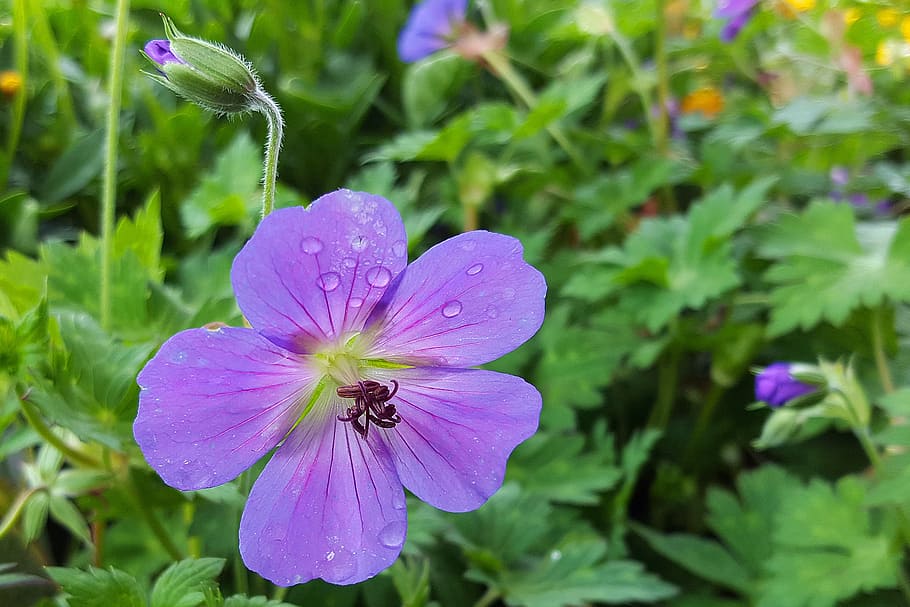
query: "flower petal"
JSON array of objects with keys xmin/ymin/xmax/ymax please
[
  {"xmin": 370, "ymin": 367, "xmax": 540, "ymax": 512},
  {"xmin": 365, "ymin": 231, "xmax": 546, "ymax": 367},
  {"xmin": 239, "ymin": 416, "xmax": 407, "ymax": 586},
  {"xmin": 134, "ymin": 327, "xmax": 317, "ymax": 490},
  {"xmin": 232, "ymin": 190, "xmax": 408, "ymax": 353},
  {"xmin": 397, "ymin": 0, "xmax": 467, "ymax": 63}
]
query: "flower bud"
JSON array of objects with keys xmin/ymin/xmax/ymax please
[
  {"xmin": 142, "ymin": 15, "xmax": 262, "ymax": 115},
  {"xmin": 754, "ymin": 362, "xmax": 815, "ymax": 407}
]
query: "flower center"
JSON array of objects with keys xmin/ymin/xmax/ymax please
[{"xmin": 336, "ymin": 379, "xmax": 402, "ymax": 439}]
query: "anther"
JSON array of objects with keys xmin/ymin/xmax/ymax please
[{"xmin": 336, "ymin": 380, "xmax": 402, "ymax": 438}]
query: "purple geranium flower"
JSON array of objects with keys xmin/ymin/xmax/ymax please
[
  {"xmin": 715, "ymin": 0, "xmax": 760, "ymax": 41},
  {"xmin": 755, "ymin": 362, "xmax": 814, "ymax": 407},
  {"xmin": 144, "ymin": 39, "xmax": 185, "ymax": 66},
  {"xmin": 398, "ymin": 0, "xmax": 468, "ymax": 62},
  {"xmin": 134, "ymin": 190, "xmax": 545, "ymax": 586}
]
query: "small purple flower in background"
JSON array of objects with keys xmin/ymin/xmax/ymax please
[
  {"xmin": 144, "ymin": 39, "xmax": 185, "ymax": 67},
  {"xmin": 715, "ymin": 0, "xmax": 760, "ymax": 41},
  {"xmin": 134, "ymin": 190, "xmax": 545, "ymax": 586},
  {"xmin": 755, "ymin": 362, "xmax": 814, "ymax": 407},
  {"xmin": 398, "ymin": 0, "xmax": 468, "ymax": 62}
]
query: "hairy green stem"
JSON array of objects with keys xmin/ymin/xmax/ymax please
[
  {"xmin": 473, "ymin": 587, "xmax": 501, "ymax": 607},
  {"xmin": 126, "ymin": 470, "xmax": 184, "ymax": 561},
  {"xmin": 2, "ymin": 0, "xmax": 28, "ymax": 190},
  {"xmin": 20, "ymin": 398, "xmax": 101, "ymax": 468},
  {"xmin": 481, "ymin": 50, "xmax": 590, "ymax": 173},
  {"xmin": 610, "ymin": 32, "xmax": 657, "ymax": 143},
  {"xmin": 255, "ymin": 89, "xmax": 284, "ymax": 218},
  {"xmin": 99, "ymin": 0, "xmax": 131, "ymax": 332}
]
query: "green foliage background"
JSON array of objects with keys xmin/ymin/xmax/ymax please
[{"xmin": 3, "ymin": 0, "xmax": 910, "ymax": 606}]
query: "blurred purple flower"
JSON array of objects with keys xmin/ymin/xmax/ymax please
[
  {"xmin": 398, "ymin": 0, "xmax": 468, "ymax": 62},
  {"xmin": 715, "ymin": 0, "xmax": 760, "ymax": 41},
  {"xmin": 144, "ymin": 39, "xmax": 185, "ymax": 67},
  {"xmin": 755, "ymin": 362, "xmax": 814, "ymax": 407},
  {"xmin": 134, "ymin": 190, "xmax": 545, "ymax": 586}
]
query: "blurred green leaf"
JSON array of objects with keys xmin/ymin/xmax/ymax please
[
  {"xmin": 150, "ymin": 558, "xmax": 225, "ymax": 607},
  {"xmin": 46, "ymin": 566, "xmax": 144, "ymax": 607},
  {"xmin": 38, "ymin": 130, "xmax": 105, "ymax": 204},
  {"xmin": 403, "ymin": 53, "xmax": 470, "ymax": 128}
]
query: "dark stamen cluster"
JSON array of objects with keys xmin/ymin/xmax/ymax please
[{"xmin": 336, "ymin": 380, "xmax": 402, "ymax": 438}]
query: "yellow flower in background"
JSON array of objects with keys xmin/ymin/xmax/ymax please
[
  {"xmin": 783, "ymin": 0, "xmax": 815, "ymax": 12},
  {"xmin": 876, "ymin": 40, "xmax": 894, "ymax": 66},
  {"xmin": 877, "ymin": 8, "xmax": 900, "ymax": 28},
  {"xmin": 681, "ymin": 87, "xmax": 725, "ymax": 118},
  {"xmin": 0, "ymin": 70, "xmax": 22, "ymax": 97},
  {"xmin": 844, "ymin": 8, "xmax": 861, "ymax": 26},
  {"xmin": 901, "ymin": 16, "xmax": 910, "ymax": 42}
]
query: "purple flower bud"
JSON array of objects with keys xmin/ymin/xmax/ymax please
[
  {"xmin": 397, "ymin": 0, "xmax": 467, "ymax": 63},
  {"xmin": 755, "ymin": 363, "xmax": 814, "ymax": 407},
  {"xmin": 144, "ymin": 39, "xmax": 185, "ymax": 67},
  {"xmin": 715, "ymin": 0, "xmax": 760, "ymax": 41}
]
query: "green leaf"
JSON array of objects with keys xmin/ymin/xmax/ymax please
[
  {"xmin": 46, "ymin": 566, "xmax": 144, "ymax": 607},
  {"xmin": 502, "ymin": 539, "xmax": 677, "ymax": 607},
  {"xmin": 150, "ymin": 558, "xmax": 225, "ymax": 607},
  {"xmin": 403, "ymin": 53, "xmax": 469, "ymax": 128},
  {"xmin": 759, "ymin": 202, "xmax": 910, "ymax": 334},
  {"xmin": 0, "ymin": 251, "xmax": 46, "ymax": 320},
  {"xmin": 508, "ymin": 432, "xmax": 623, "ymax": 505},
  {"xmin": 633, "ymin": 525, "xmax": 751, "ymax": 593},
  {"xmin": 22, "ymin": 490, "xmax": 49, "ymax": 544},
  {"xmin": 38, "ymin": 130, "xmax": 105, "ymax": 204},
  {"xmin": 48, "ymin": 494, "xmax": 92, "ymax": 545},
  {"xmin": 757, "ymin": 477, "xmax": 898, "ymax": 607},
  {"xmin": 113, "ymin": 191, "xmax": 163, "ymax": 282},
  {"xmin": 705, "ymin": 465, "xmax": 802, "ymax": 576},
  {"xmin": 180, "ymin": 132, "xmax": 262, "ymax": 238}
]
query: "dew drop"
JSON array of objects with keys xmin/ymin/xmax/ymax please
[
  {"xmin": 342, "ymin": 257, "xmax": 357, "ymax": 269},
  {"xmin": 378, "ymin": 521, "xmax": 407, "ymax": 548},
  {"xmin": 392, "ymin": 239, "xmax": 407, "ymax": 257},
  {"xmin": 301, "ymin": 236, "xmax": 323, "ymax": 254},
  {"xmin": 460, "ymin": 239, "xmax": 477, "ymax": 251},
  {"xmin": 317, "ymin": 272, "xmax": 341, "ymax": 292},
  {"xmin": 485, "ymin": 305, "xmax": 499, "ymax": 319},
  {"xmin": 323, "ymin": 550, "xmax": 356, "ymax": 583},
  {"xmin": 502, "ymin": 288, "xmax": 516, "ymax": 300},
  {"xmin": 325, "ymin": 551, "xmax": 336, "ymax": 561},
  {"xmin": 349, "ymin": 297, "xmax": 364, "ymax": 309},
  {"xmin": 366, "ymin": 266, "xmax": 392, "ymax": 287},
  {"xmin": 441, "ymin": 300, "xmax": 463, "ymax": 318},
  {"xmin": 391, "ymin": 492, "xmax": 406, "ymax": 510},
  {"xmin": 466, "ymin": 263, "xmax": 484, "ymax": 276},
  {"xmin": 351, "ymin": 235, "xmax": 368, "ymax": 252}
]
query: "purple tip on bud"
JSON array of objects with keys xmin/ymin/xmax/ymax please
[
  {"xmin": 755, "ymin": 363, "xmax": 815, "ymax": 407},
  {"xmin": 144, "ymin": 39, "xmax": 184, "ymax": 66}
]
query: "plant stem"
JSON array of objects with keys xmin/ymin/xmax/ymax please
[
  {"xmin": 99, "ymin": 0, "xmax": 131, "ymax": 332},
  {"xmin": 234, "ymin": 469, "xmax": 252, "ymax": 595},
  {"xmin": 481, "ymin": 50, "xmax": 590, "ymax": 173},
  {"xmin": 254, "ymin": 89, "xmax": 284, "ymax": 219},
  {"xmin": 872, "ymin": 307, "xmax": 895, "ymax": 394},
  {"xmin": 19, "ymin": 398, "xmax": 101, "ymax": 469},
  {"xmin": 271, "ymin": 586, "xmax": 288, "ymax": 601},
  {"xmin": 2, "ymin": 0, "xmax": 28, "ymax": 190},
  {"xmin": 648, "ymin": 345, "xmax": 681, "ymax": 429},
  {"xmin": 0, "ymin": 488, "xmax": 40, "ymax": 539},
  {"xmin": 686, "ymin": 382, "xmax": 726, "ymax": 462},
  {"xmin": 126, "ymin": 469, "xmax": 184, "ymax": 561},
  {"xmin": 473, "ymin": 587, "xmax": 501, "ymax": 607}
]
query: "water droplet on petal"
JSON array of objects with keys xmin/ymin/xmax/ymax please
[
  {"xmin": 460, "ymin": 239, "xmax": 477, "ymax": 251},
  {"xmin": 392, "ymin": 240, "xmax": 407, "ymax": 257},
  {"xmin": 503, "ymin": 288, "xmax": 516, "ymax": 300},
  {"xmin": 317, "ymin": 272, "xmax": 341, "ymax": 292},
  {"xmin": 466, "ymin": 263, "xmax": 483, "ymax": 276},
  {"xmin": 378, "ymin": 521, "xmax": 407, "ymax": 548},
  {"xmin": 485, "ymin": 305, "xmax": 499, "ymax": 319},
  {"xmin": 391, "ymin": 492, "xmax": 406, "ymax": 510},
  {"xmin": 351, "ymin": 235, "xmax": 368, "ymax": 252},
  {"xmin": 441, "ymin": 300, "xmax": 463, "ymax": 318},
  {"xmin": 349, "ymin": 297, "xmax": 364, "ymax": 309},
  {"xmin": 301, "ymin": 236, "xmax": 323, "ymax": 254},
  {"xmin": 342, "ymin": 257, "xmax": 357, "ymax": 269},
  {"xmin": 323, "ymin": 549, "xmax": 356, "ymax": 583},
  {"xmin": 325, "ymin": 551, "xmax": 336, "ymax": 561},
  {"xmin": 366, "ymin": 266, "xmax": 392, "ymax": 287}
]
